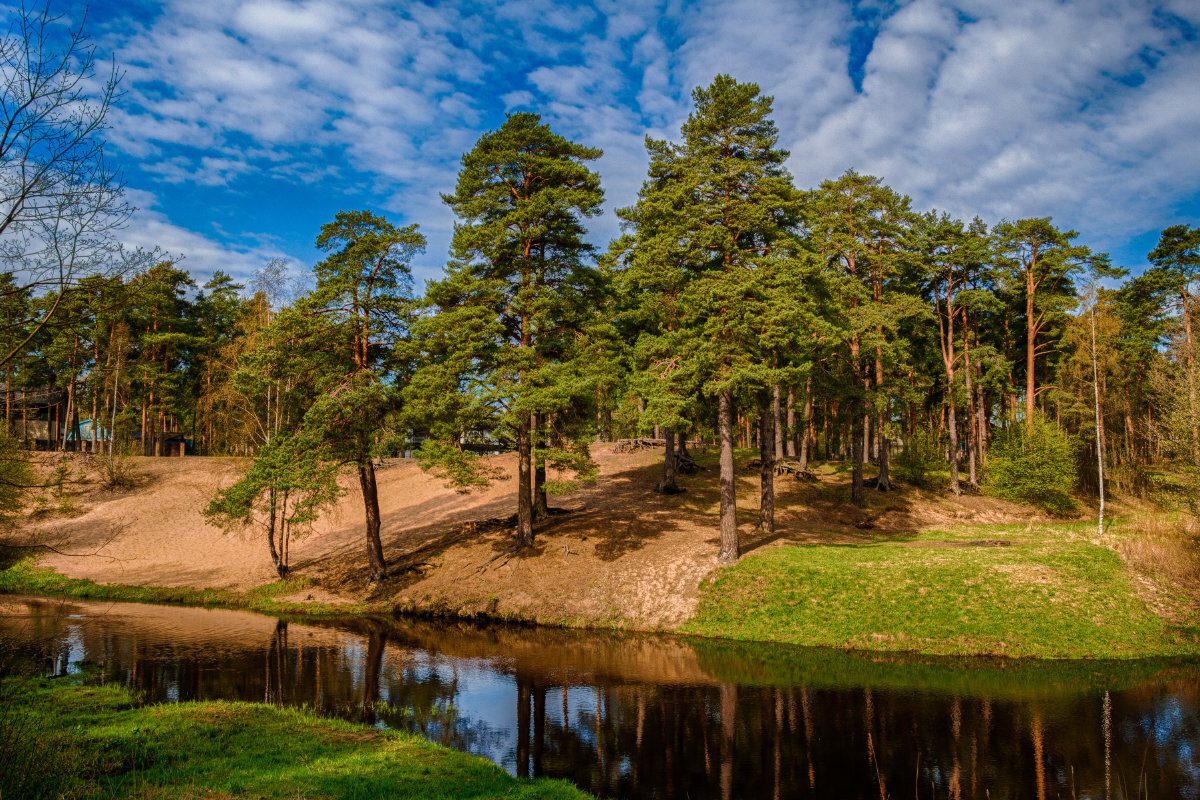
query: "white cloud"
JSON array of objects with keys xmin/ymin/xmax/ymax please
[
  {"xmin": 91, "ymin": 0, "xmax": 1200, "ymax": 277},
  {"xmin": 119, "ymin": 190, "xmax": 290, "ymax": 285}
]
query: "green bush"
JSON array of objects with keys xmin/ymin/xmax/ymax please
[
  {"xmin": 895, "ymin": 430, "xmax": 941, "ymax": 486},
  {"xmin": 985, "ymin": 415, "xmax": 1079, "ymax": 514}
]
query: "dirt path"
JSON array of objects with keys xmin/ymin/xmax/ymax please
[{"xmin": 14, "ymin": 447, "xmax": 1036, "ymax": 630}]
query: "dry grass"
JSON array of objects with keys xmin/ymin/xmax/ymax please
[
  {"xmin": 1107, "ymin": 512, "xmax": 1200, "ymax": 623},
  {"xmin": 1111, "ymin": 513, "xmax": 1200, "ymax": 583}
]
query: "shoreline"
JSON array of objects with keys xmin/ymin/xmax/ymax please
[
  {"xmin": 0, "ymin": 677, "xmax": 591, "ymax": 800},
  {"xmin": 4, "ymin": 554, "xmax": 1198, "ymax": 662},
  {"xmin": 6, "ymin": 452, "xmax": 1198, "ymax": 662}
]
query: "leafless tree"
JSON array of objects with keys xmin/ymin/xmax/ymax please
[{"xmin": 0, "ymin": 2, "xmax": 133, "ymax": 367}]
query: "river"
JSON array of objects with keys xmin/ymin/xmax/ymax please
[{"xmin": 2, "ymin": 594, "xmax": 1198, "ymax": 799}]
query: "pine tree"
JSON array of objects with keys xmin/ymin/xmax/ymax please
[
  {"xmin": 300, "ymin": 210, "xmax": 424, "ymax": 583},
  {"xmin": 993, "ymin": 218, "xmax": 1090, "ymax": 433},
  {"xmin": 1147, "ymin": 225, "xmax": 1200, "ymax": 464},
  {"xmin": 408, "ymin": 113, "xmax": 605, "ymax": 550},
  {"xmin": 617, "ymin": 75, "xmax": 800, "ymax": 560}
]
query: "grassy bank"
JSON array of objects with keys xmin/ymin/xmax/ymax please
[
  {"xmin": 0, "ymin": 556, "xmax": 375, "ymax": 618},
  {"xmin": 0, "ymin": 677, "xmax": 589, "ymax": 800},
  {"xmin": 684, "ymin": 522, "xmax": 1200, "ymax": 658},
  {"xmin": 7, "ymin": 517, "xmax": 1200, "ymax": 660}
]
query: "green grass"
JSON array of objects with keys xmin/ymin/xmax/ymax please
[
  {"xmin": 0, "ymin": 677, "xmax": 590, "ymax": 800},
  {"xmin": 0, "ymin": 557, "xmax": 373, "ymax": 618},
  {"xmin": 683, "ymin": 523, "xmax": 1200, "ymax": 658}
]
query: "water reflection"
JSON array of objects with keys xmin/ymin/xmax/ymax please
[{"xmin": 2, "ymin": 595, "xmax": 1198, "ymax": 799}]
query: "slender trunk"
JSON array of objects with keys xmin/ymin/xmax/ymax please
[
  {"xmin": 852, "ymin": 402, "xmax": 865, "ymax": 507},
  {"xmin": 874, "ymin": 345, "xmax": 890, "ymax": 490},
  {"xmin": 863, "ymin": 413, "xmax": 872, "ymax": 464},
  {"xmin": 717, "ymin": 390, "xmax": 739, "ymax": 563},
  {"xmin": 60, "ymin": 373, "xmax": 76, "ymax": 453},
  {"xmin": 516, "ymin": 420, "xmax": 534, "ymax": 548},
  {"xmin": 822, "ymin": 399, "xmax": 831, "ymax": 461},
  {"xmin": 266, "ymin": 488, "xmax": 283, "ymax": 577},
  {"xmin": 772, "ymin": 384, "xmax": 784, "ymax": 460},
  {"xmin": 1182, "ymin": 292, "xmax": 1199, "ymax": 464},
  {"xmin": 976, "ymin": 380, "xmax": 988, "ymax": 466},
  {"xmin": 359, "ymin": 458, "xmax": 386, "ymax": 582},
  {"xmin": 1026, "ymin": 268, "xmax": 1037, "ymax": 432},
  {"xmin": 532, "ymin": 412, "xmax": 547, "ymax": 519},
  {"xmin": 965, "ymin": 326, "xmax": 978, "ymax": 487},
  {"xmin": 785, "ymin": 387, "xmax": 797, "ymax": 458},
  {"xmin": 1091, "ymin": 303, "xmax": 1105, "ymax": 534},
  {"xmin": 948, "ymin": 403, "xmax": 961, "ymax": 495},
  {"xmin": 1123, "ymin": 386, "xmax": 1136, "ymax": 467},
  {"xmin": 281, "ymin": 489, "xmax": 290, "ymax": 576},
  {"xmin": 109, "ymin": 356, "xmax": 121, "ymax": 462},
  {"xmin": 875, "ymin": 407, "xmax": 890, "ymax": 490},
  {"xmin": 799, "ymin": 376, "xmax": 813, "ymax": 470},
  {"xmin": 759, "ymin": 403, "xmax": 775, "ymax": 534}
]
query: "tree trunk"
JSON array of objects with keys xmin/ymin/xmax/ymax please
[
  {"xmin": 852, "ymin": 401, "xmax": 865, "ymax": 508},
  {"xmin": 516, "ymin": 420, "xmax": 534, "ymax": 549},
  {"xmin": 108, "ymin": 356, "xmax": 121, "ymax": 461},
  {"xmin": 800, "ymin": 376, "xmax": 813, "ymax": 468},
  {"xmin": 266, "ymin": 487, "xmax": 285, "ymax": 578},
  {"xmin": 948, "ymin": 403, "xmax": 961, "ymax": 495},
  {"xmin": 874, "ymin": 343, "xmax": 890, "ymax": 489},
  {"xmin": 977, "ymin": 380, "xmax": 988, "ymax": 466},
  {"xmin": 785, "ymin": 387, "xmax": 797, "ymax": 458},
  {"xmin": 1091, "ymin": 303, "xmax": 1106, "ymax": 533},
  {"xmin": 875, "ymin": 407, "xmax": 891, "ymax": 491},
  {"xmin": 717, "ymin": 390, "xmax": 739, "ymax": 563},
  {"xmin": 280, "ymin": 489, "xmax": 291, "ymax": 576},
  {"xmin": 358, "ymin": 458, "xmax": 386, "ymax": 582},
  {"xmin": 532, "ymin": 412, "xmax": 548, "ymax": 519},
  {"xmin": 759, "ymin": 402, "xmax": 775, "ymax": 534},
  {"xmin": 772, "ymin": 384, "xmax": 784, "ymax": 460},
  {"xmin": 60, "ymin": 375, "xmax": 75, "ymax": 452},
  {"xmin": 1026, "ymin": 270, "xmax": 1037, "ymax": 432},
  {"xmin": 658, "ymin": 430, "xmax": 679, "ymax": 493},
  {"xmin": 1182, "ymin": 292, "xmax": 1200, "ymax": 465}
]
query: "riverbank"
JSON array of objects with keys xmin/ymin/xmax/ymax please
[
  {"xmin": 0, "ymin": 676, "xmax": 589, "ymax": 799},
  {"xmin": 4, "ymin": 448, "xmax": 1199, "ymax": 659},
  {"xmin": 685, "ymin": 521, "xmax": 1200, "ymax": 658}
]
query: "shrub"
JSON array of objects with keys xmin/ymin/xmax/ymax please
[
  {"xmin": 985, "ymin": 415, "xmax": 1079, "ymax": 514},
  {"xmin": 895, "ymin": 430, "xmax": 941, "ymax": 486}
]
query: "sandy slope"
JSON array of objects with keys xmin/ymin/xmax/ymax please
[{"xmin": 14, "ymin": 447, "xmax": 1036, "ymax": 630}]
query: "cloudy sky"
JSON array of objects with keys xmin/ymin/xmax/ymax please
[{"xmin": 42, "ymin": 0, "xmax": 1200, "ymax": 287}]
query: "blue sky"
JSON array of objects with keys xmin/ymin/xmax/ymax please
[{"xmin": 37, "ymin": 0, "xmax": 1200, "ymax": 290}]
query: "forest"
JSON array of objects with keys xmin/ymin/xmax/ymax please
[{"xmin": 5, "ymin": 69, "xmax": 1199, "ymax": 581}]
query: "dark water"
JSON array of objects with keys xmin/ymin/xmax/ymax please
[{"xmin": 2, "ymin": 595, "xmax": 1199, "ymax": 799}]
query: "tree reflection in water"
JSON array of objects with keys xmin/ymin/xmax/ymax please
[{"xmin": 3, "ymin": 595, "xmax": 1199, "ymax": 800}]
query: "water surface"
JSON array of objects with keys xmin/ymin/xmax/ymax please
[{"xmin": 2, "ymin": 595, "xmax": 1198, "ymax": 799}]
